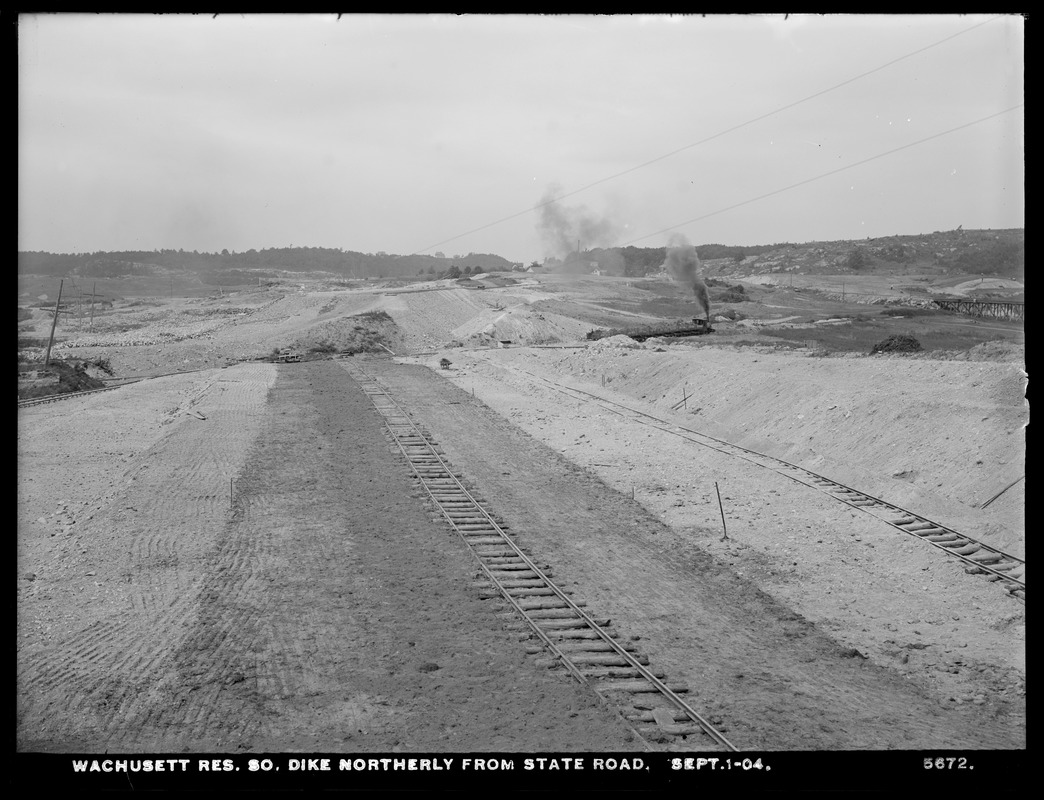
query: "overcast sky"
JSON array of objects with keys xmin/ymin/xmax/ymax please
[{"xmin": 18, "ymin": 13, "xmax": 1024, "ymax": 263}]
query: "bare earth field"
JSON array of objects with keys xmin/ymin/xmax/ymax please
[{"xmin": 17, "ymin": 270, "xmax": 1026, "ymax": 775}]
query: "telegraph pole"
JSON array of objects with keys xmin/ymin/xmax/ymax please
[{"xmin": 44, "ymin": 280, "xmax": 64, "ymax": 367}]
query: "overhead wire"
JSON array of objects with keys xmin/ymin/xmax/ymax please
[
  {"xmin": 409, "ymin": 15, "xmax": 1008, "ymax": 255},
  {"xmin": 621, "ymin": 103, "xmax": 1023, "ymax": 246}
]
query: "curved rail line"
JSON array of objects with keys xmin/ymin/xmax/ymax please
[
  {"xmin": 341, "ymin": 361, "xmax": 738, "ymax": 751},
  {"xmin": 17, "ymin": 382, "xmax": 140, "ymax": 408},
  {"xmin": 495, "ymin": 362, "xmax": 1025, "ymax": 602},
  {"xmin": 18, "ymin": 366, "xmax": 220, "ymax": 409}
]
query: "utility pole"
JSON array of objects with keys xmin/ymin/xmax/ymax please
[
  {"xmin": 44, "ymin": 280, "xmax": 64, "ymax": 368},
  {"xmin": 715, "ymin": 482, "xmax": 729, "ymax": 541},
  {"xmin": 90, "ymin": 283, "xmax": 96, "ymax": 330}
]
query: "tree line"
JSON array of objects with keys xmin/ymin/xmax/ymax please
[{"xmin": 17, "ymin": 247, "xmax": 517, "ymax": 280}]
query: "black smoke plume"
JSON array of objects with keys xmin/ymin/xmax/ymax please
[{"xmin": 662, "ymin": 233, "xmax": 710, "ymax": 319}]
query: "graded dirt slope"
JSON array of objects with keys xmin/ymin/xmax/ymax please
[
  {"xmin": 463, "ymin": 338, "xmax": 1027, "ymax": 549},
  {"xmin": 17, "ymin": 361, "xmax": 640, "ymax": 753},
  {"xmin": 17, "ymin": 357, "xmax": 1025, "ymax": 752},
  {"xmin": 417, "ymin": 342, "xmax": 1025, "ymax": 725},
  {"xmin": 362, "ymin": 359, "xmax": 1024, "ymax": 750}
]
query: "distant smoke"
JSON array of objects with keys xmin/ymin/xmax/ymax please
[
  {"xmin": 662, "ymin": 233, "xmax": 710, "ymax": 319},
  {"xmin": 591, "ymin": 248, "xmax": 626, "ymax": 276},
  {"xmin": 537, "ymin": 185, "xmax": 620, "ymax": 268}
]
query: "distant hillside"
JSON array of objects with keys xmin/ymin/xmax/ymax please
[
  {"xmin": 583, "ymin": 228, "xmax": 1023, "ymax": 280},
  {"xmin": 703, "ymin": 228, "xmax": 1024, "ymax": 281},
  {"xmin": 17, "ymin": 229, "xmax": 1022, "ymax": 285},
  {"xmin": 17, "ymin": 247, "xmax": 519, "ymax": 284}
]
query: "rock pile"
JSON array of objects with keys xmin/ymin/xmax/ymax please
[{"xmin": 870, "ymin": 334, "xmax": 923, "ymax": 354}]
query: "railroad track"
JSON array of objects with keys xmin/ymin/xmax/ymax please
[
  {"xmin": 342, "ymin": 361, "xmax": 738, "ymax": 751},
  {"xmin": 18, "ymin": 369, "xmax": 215, "ymax": 409},
  {"xmin": 496, "ymin": 363, "xmax": 1025, "ymax": 602},
  {"xmin": 17, "ymin": 382, "xmax": 138, "ymax": 408}
]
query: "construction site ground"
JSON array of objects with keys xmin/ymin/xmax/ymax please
[{"xmin": 17, "ymin": 271, "xmax": 1026, "ymax": 757}]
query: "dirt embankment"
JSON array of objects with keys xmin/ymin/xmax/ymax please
[
  {"xmin": 416, "ymin": 340, "xmax": 1025, "ymax": 729},
  {"xmin": 17, "ymin": 273, "xmax": 1025, "ymax": 755},
  {"xmin": 349, "ymin": 359, "xmax": 1025, "ymax": 750},
  {"xmin": 456, "ymin": 340, "xmax": 1026, "ymax": 552},
  {"xmin": 17, "ymin": 361, "xmax": 640, "ymax": 753}
]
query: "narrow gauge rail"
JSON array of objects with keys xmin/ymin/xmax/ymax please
[
  {"xmin": 17, "ymin": 382, "xmax": 136, "ymax": 409},
  {"xmin": 18, "ymin": 367, "xmax": 215, "ymax": 409},
  {"xmin": 501, "ymin": 364, "xmax": 1025, "ymax": 602},
  {"xmin": 341, "ymin": 361, "xmax": 738, "ymax": 751}
]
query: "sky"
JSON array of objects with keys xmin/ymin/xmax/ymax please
[{"xmin": 18, "ymin": 13, "xmax": 1024, "ymax": 264}]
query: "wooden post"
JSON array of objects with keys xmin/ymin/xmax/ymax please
[
  {"xmin": 90, "ymin": 283, "xmax": 96, "ymax": 330},
  {"xmin": 715, "ymin": 482, "xmax": 729, "ymax": 541},
  {"xmin": 44, "ymin": 280, "xmax": 64, "ymax": 368}
]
